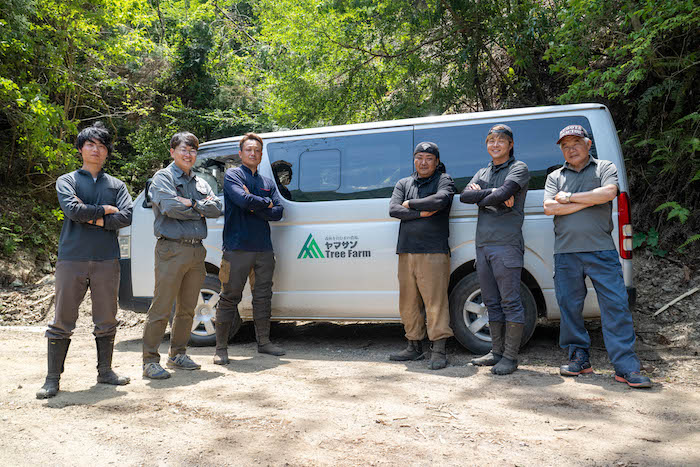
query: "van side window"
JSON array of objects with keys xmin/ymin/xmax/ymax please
[
  {"xmin": 268, "ymin": 130, "xmax": 413, "ymax": 202},
  {"xmin": 192, "ymin": 146, "xmax": 242, "ymax": 194},
  {"xmin": 415, "ymin": 117, "xmax": 594, "ymax": 191}
]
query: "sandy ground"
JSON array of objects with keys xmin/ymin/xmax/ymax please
[{"xmin": 1, "ymin": 319, "xmax": 699, "ymax": 467}]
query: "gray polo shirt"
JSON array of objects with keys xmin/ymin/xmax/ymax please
[
  {"xmin": 544, "ymin": 157, "xmax": 618, "ymax": 254},
  {"xmin": 56, "ymin": 169, "xmax": 133, "ymax": 261},
  {"xmin": 469, "ymin": 157, "xmax": 530, "ymax": 249},
  {"xmin": 149, "ymin": 162, "xmax": 223, "ymax": 240}
]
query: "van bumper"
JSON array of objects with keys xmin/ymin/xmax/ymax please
[
  {"xmin": 627, "ymin": 286, "xmax": 637, "ymax": 309},
  {"xmin": 118, "ymin": 259, "xmax": 151, "ymax": 312}
]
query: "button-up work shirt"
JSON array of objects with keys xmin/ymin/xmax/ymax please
[
  {"xmin": 544, "ymin": 156, "xmax": 619, "ymax": 254},
  {"xmin": 56, "ymin": 169, "xmax": 133, "ymax": 261},
  {"xmin": 222, "ymin": 165, "xmax": 284, "ymax": 252},
  {"xmin": 149, "ymin": 162, "xmax": 223, "ymax": 240}
]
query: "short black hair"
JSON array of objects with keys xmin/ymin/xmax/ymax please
[
  {"xmin": 170, "ymin": 132, "xmax": 199, "ymax": 150},
  {"xmin": 76, "ymin": 121, "xmax": 113, "ymax": 155}
]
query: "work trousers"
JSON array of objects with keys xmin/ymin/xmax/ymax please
[
  {"xmin": 554, "ymin": 250, "xmax": 640, "ymax": 374},
  {"xmin": 46, "ymin": 259, "xmax": 120, "ymax": 339},
  {"xmin": 398, "ymin": 253, "xmax": 453, "ymax": 341},
  {"xmin": 216, "ymin": 250, "xmax": 275, "ymax": 324},
  {"xmin": 142, "ymin": 239, "xmax": 206, "ymax": 364},
  {"xmin": 476, "ymin": 245, "xmax": 525, "ymax": 324}
]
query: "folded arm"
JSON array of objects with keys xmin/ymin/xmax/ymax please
[{"xmin": 150, "ymin": 172, "xmax": 202, "ymax": 220}]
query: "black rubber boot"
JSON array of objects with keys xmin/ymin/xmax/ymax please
[
  {"xmin": 36, "ymin": 338, "xmax": 70, "ymax": 399},
  {"xmin": 389, "ymin": 340, "xmax": 424, "ymax": 361},
  {"xmin": 255, "ymin": 319, "xmax": 286, "ymax": 356},
  {"xmin": 96, "ymin": 335, "xmax": 130, "ymax": 385},
  {"xmin": 213, "ymin": 321, "xmax": 232, "ymax": 365},
  {"xmin": 471, "ymin": 321, "xmax": 505, "ymax": 366},
  {"xmin": 429, "ymin": 339, "xmax": 448, "ymax": 370},
  {"xmin": 492, "ymin": 322, "xmax": 523, "ymax": 375}
]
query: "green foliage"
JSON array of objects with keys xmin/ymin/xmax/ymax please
[
  {"xmin": 655, "ymin": 202, "xmax": 690, "ymax": 224},
  {"xmin": 633, "ymin": 227, "xmax": 667, "ymax": 257}
]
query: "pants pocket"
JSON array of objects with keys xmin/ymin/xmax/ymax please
[{"xmin": 219, "ymin": 258, "xmax": 231, "ymax": 284}]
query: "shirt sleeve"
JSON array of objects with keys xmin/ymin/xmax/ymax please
[
  {"xmin": 389, "ymin": 179, "xmax": 420, "ymax": 220},
  {"xmin": 102, "ymin": 181, "xmax": 133, "ymax": 230},
  {"xmin": 505, "ymin": 161, "xmax": 530, "ymax": 189},
  {"xmin": 192, "ymin": 179, "xmax": 223, "ymax": 218},
  {"xmin": 149, "ymin": 171, "xmax": 202, "ymax": 220},
  {"xmin": 56, "ymin": 175, "xmax": 105, "ymax": 223},
  {"xmin": 477, "ymin": 179, "xmax": 521, "ymax": 206},
  {"xmin": 599, "ymin": 160, "xmax": 619, "ymax": 192},
  {"xmin": 408, "ymin": 174, "xmax": 456, "ymax": 211},
  {"xmin": 544, "ymin": 172, "xmax": 559, "ymax": 201},
  {"xmin": 224, "ymin": 169, "xmax": 274, "ymax": 212},
  {"xmin": 252, "ymin": 181, "xmax": 284, "ymax": 222}
]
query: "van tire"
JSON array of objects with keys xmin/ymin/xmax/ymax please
[
  {"xmin": 448, "ymin": 272, "xmax": 537, "ymax": 355},
  {"xmin": 188, "ymin": 273, "xmax": 242, "ymax": 347}
]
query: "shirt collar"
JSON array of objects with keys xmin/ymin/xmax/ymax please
[
  {"xmin": 412, "ymin": 170, "xmax": 439, "ymax": 185},
  {"xmin": 241, "ymin": 165, "xmax": 259, "ymax": 177},
  {"xmin": 77, "ymin": 168, "xmax": 105, "ymax": 179},
  {"xmin": 488, "ymin": 155, "xmax": 516, "ymax": 172},
  {"xmin": 563, "ymin": 155, "xmax": 598, "ymax": 172},
  {"xmin": 169, "ymin": 162, "xmax": 194, "ymax": 181}
]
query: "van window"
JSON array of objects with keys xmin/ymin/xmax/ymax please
[
  {"xmin": 268, "ymin": 130, "xmax": 413, "ymax": 202},
  {"xmin": 192, "ymin": 146, "xmax": 241, "ymax": 194},
  {"xmin": 414, "ymin": 116, "xmax": 594, "ymax": 191}
]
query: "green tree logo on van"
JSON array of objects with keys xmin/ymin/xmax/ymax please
[{"xmin": 298, "ymin": 234, "xmax": 325, "ymax": 259}]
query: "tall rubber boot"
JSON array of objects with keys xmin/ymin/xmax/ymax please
[
  {"xmin": 96, "ymin": 335, "xmax": 130, "ymax": 385},
  {"xmin": 255, "ymin": 319, "xmax": 286, "ymax": 356},
  {"xmin": 492, "ymin": 322, "xmax": 524, "ymax": 375},
  {"xmin": 36, "ymin": 338, "xmax": 70, "ymax": 399},
  {"xmin": 471, "ymin": 321, "xmax": 505, "ymax": 366},
  {"xmin": 429, "ymin": 338, "xmax": 448, "ymax": 370},
  {"xmin": 213, "ymin": 321, "xmax": 232, "ymax": 365},
  {"xmin": 389, "ymin": 340, "xmax": 424, "ymax": 361}
]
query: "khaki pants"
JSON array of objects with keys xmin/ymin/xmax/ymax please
[
  {"xmin": 398, "ymin": 253, "xmax": 453, "ymax": 341},
  {"xmin": 46, "ymin": 259, "xmax": 120, "ymax": 339},
  {"xmin": 142, "ymin": 239, "xmax": 206, "ymax": 364}
]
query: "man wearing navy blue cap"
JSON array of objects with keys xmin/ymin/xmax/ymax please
[
  {"xmin": 460, "ymin": 124, "xmax": 530, "ymax": 375},
  {"xmin": 544, "ymin": 124, "xmax": 651, "ymax": 388}
]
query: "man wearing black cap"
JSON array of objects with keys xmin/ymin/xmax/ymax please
[
  {"xmin": 544, "ymin": 125, "xmax": 651, "ymax": 388},
  {"xmin": 459, "ymin": 124, "xmax": 530, "ymax": 375},
  {"xmin": 389, "ymin": 142, "xmax": 456, "ymax": 370}
]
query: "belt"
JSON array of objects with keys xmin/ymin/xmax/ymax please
[{"xmin": 159, "ymin": 237, "xmax": 202, "ymax": 245}]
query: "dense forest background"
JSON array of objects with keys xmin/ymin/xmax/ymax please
[{"xmin": 0, "ymin": 0, "xmax": 697, "ymax": 267}]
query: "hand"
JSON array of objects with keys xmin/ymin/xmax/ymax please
[
  {"xmin": 555, "ymin": 191, "xmax": 571, "ymax": 204},
  {"xmin": 243, "ymin": 185, "xmax": 250, "ymax": 194},
  {"xmin": 268, "ymin": 201, "xmax": 274, "ymax": 208},
  {"xmin": 87, "ymin": 218, "xmax": 104, "ymax": 227},
  {"xmin": 420, "ymin": 210, "xmax": 437, "ymax": 217},
  {"xmin": 102, "ymin": 205, "xmax": 119, "ymax": 215},
  {"xmin": 504, "ymin": 196, "xmax": 514, "ymax": 208},
  {"xmin": 176, "ymin": 196, "xmax": 193, "ymax": 207},
  {"xmin": 402, "ymin": 200, "xmax": 411, "ymax": 209},
  {"xmin": 467, "ymin": 183, "xmax": 481, "ymax": 191},
  {"xmin": 74, "ymin": 196, "xmax": 83, "ymax": 203}
]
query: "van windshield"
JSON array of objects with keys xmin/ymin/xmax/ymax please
[{"xmin": 192, "ymin": 146, "xmax": 241, "ymax": 194}]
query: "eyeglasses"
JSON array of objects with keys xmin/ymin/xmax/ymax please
[{"xmin": 178, "ymin": 148, "xmax": 198, "ymax": 156}]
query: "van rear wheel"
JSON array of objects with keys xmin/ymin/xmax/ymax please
[
  {"xmin": 188, "ymin": 273, "xmax": 242, "ymax": 347},
  {"xmin": 448, "ymin": 272, "xmax": 537, "ymax": 355}
]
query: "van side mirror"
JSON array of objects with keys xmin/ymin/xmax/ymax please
[{"xmin": 142, "ymin": 178, "xmax": 153, "ymax": 208}]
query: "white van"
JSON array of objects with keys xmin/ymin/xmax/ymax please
[{"xmin": 118, "ymin": 103, "xmax": 635, "ymax": 353}]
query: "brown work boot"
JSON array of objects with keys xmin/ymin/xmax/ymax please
[
  {"xmin": 471, "ymin": 321, "xmax": 505, "ymax": 366},
  {"xmin": 36, "ymin": 338, "xmax": 70, "ymax": 399},
  {"xmin": 429, "ymin": 339, "xmax": 448, "ymax": 370},
  {"xmin": 213, "ymin": 321, "xmax": 232, "ymax": 365},
  {"xmin": 492, "ymin": 322, "xmax": 523, "ymax": 375},
  {"xmin": 96, "ymin": 335, "xmax": 130, "ymax": 385},
  {"xmin": 255, "ymin": 319, "xmax": 286, "ymax": 356},
  {"xmin": 389, "ymin": 340, "xmax": 424, "ymax": 361}
]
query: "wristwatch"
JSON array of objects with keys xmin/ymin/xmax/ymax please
[{"xmin": 564, "ymin": 192, "xmax": 572, "ymax": 203}]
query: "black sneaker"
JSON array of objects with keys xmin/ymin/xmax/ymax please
[
  {"xmin": 614, "ymin": 371, "xmax": 652, "ymax": 388},
  {"xmin": 560, "ymin": 348, "xmax": 593, "ymax": 376}
]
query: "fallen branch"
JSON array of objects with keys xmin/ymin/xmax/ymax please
[
  {"xmin": 29, "ymin": 293, "xmax": 55, "ymax": 307},
  {"xmin": 653, "ymin": 287, "xmax": 699, "ymax": 317}
]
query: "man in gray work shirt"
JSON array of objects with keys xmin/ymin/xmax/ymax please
[
  {"xmin": 460, "ymin": 124, "xmax": 529, "ymax": 375},
  {"xmin": 37, "ymin": 122, "xmax": 133, "ymax": 399},
  {"xmin": 141, "ymin": 132, "xmax": 223, "ymax": 380},
  {"xmin": 544, "ymin": 125, "xmax": 650, "ymax": 388}
]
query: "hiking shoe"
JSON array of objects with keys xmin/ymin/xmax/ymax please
[
  {"xmin": 143, "ymin": 362, "xmax": 171, "ymax": 379},
  {"xmin": 615, "ymin": 371, "xmax": 652, "ymax": 388},
  {"xmin": 166, "ymin": 354, "xmax": 201, "ymax": 370},
  {"xmin": 560, "ymin": 348, "xmax": 593, "ymax": 376}
]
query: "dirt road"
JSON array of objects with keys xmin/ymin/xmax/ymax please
[{"xmin": 1, "ymin": 320, "xmax": 699, "ymax": 467}]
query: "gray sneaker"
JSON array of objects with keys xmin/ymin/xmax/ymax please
[
  {"xmin": 143, "ymin": 362, "xmax": 171, "ymax": 379},
  {"xmin": 166, "ymin": 354, "xmax": 201, "ymax": 370}
]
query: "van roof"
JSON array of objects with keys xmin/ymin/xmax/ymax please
[{"xmin": 200, "ymin": 103, "xmax": 607, "ymax": 149}]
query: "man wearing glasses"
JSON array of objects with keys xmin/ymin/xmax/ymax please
[{"xmin": 141, "ymin": 132, "xmax": 223, "ymax": 379}]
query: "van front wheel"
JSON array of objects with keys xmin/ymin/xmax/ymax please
[
  {"xmin": 448, "ymin": 272, "xmax": 537, "ymax": 355},
  {"xmin": 188, "ymin": 274, "xmax": 242, "ymax": 347}
]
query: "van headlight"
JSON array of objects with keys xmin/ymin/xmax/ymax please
[{"xmin": 118, "ymin": 235, "xmax": 131, "ymax": 259}]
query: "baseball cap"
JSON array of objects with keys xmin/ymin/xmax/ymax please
[
  {"xmin": 557, "ymin": 125, "xmax": 589, "ymax": 144},
  {"xmin": 414, "ymin": 141, "xmax": 439, "ymax": 158},
  {"xmin": 487, "ymin": 124, "xmax": 513, "ymax": 140}
]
